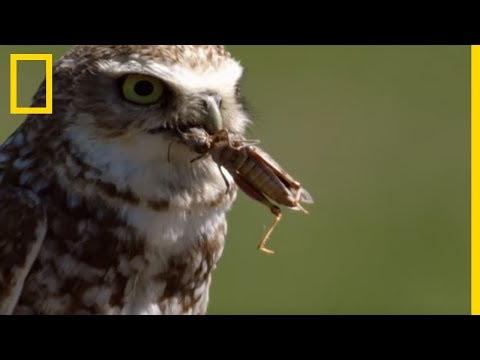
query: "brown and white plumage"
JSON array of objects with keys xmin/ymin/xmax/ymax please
[{"xmin": 0, "ymin": 45, "xmax": 249, "ymax": 314}]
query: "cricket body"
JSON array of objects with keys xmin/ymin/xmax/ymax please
[{"xmin": 181, "ymin": 128, "xmax": 314, "ymax": 254}]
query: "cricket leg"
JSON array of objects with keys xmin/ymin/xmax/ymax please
[
  {"xmin": 170, "ymin": 140, "xmax": 204, "ymax": 165},
  {"xmin": 294, "ymin": 195, "xmax": 309, "ymax": 214},
  {"xmin": 190, "ymin": 153, "xmax": 210, "ymax": 163},
  {"xmin": 295, "ymin": 203, "xmax": 309, "ymax": 215},
  {"xmin": 238, "ymin": 140, "xmax": 260, "ymax": 146},
  {"xmin": 224, "ymin": 130, "xmax": 260, "ymax": 148},
  {"xmin": 218, "ymin": 165, "xmax": 231, "ymax": 194},
  {"xmin": 291, "ymin": 189, "xmax": 310, "ymax": 214},
  {"xmin": 234, "ymin": 174, "xmax": 282, "ymax": 255},
  {"xmin": 257, "ymin": 207, "xmax": 282, "ymax": 255}
]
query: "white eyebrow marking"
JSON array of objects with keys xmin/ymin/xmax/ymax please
[{"xmin": 97, "ymin": 58, "xmax": 244, "ymax": 96}]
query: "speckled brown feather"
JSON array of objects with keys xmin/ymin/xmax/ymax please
[
  {"xmin": 0, "ymin": 188, "xmax": 46, "ymax": 314},
  {"xmin": 63, "ymin": 45, "xmax": 231, "ymax": 70}
]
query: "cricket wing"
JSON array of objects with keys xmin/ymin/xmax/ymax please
[
  {"xmin": 0, "ymin": 188, "xmax": 47, "ymax": 315},
  {"xmin": 299, "ymin": 188, "xmax": 314, "ymax": 204},
  {"xmin": 249, "ymin": 146, "xmax": 314, "ymax": 205},
  {"xmin": 247, "ymin": 146, "xmax": 313, "ymax": 200}
]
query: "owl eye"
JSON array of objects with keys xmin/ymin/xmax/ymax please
[{"xmin": 121, "ymin": 74, "xmax": 164, "ymax": 105}]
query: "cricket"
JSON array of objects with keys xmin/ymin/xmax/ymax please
[{"xmin": 176, "ymin": 98, "xmax": 313, "ymax": 254}]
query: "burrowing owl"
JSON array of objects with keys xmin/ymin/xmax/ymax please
[{"xmin": 0, "ymin": 45, "xmax": 250, "ymax": 315}]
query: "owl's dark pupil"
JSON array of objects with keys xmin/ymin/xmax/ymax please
[{"xmin": 134, "ymin": 80, "xmax": 154, "ymax": 96}]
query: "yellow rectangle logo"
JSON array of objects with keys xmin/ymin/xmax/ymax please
[{"xmin": 10, "ymin": 54, "xmax": 53, "ymax": 115}]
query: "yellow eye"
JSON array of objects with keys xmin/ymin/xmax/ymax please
[{"xmin": 121, "ymin": 74, "xmax": 164, "ymax": 105}]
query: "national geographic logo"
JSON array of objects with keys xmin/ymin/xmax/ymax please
[{"xmin": 10, "ymin": 54, "xmax": 52, "ymax": 115}]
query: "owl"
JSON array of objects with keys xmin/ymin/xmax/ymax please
[{"xmin": 0, "ymin": 45, "xmax": 250, "ymax": 315}]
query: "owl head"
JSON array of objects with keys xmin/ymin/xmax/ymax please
[{"xmin": 39, "ymin": 45, "xmax": 248, "ymax": 157}]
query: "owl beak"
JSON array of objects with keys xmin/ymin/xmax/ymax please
[{"xmin": 203, "ymin": 95, "xmax": 223, "ymax": 135}]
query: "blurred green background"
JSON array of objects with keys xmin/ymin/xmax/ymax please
[{"xmin": 0, "ymin": 46, "xmax": 470, "ymax": 314}]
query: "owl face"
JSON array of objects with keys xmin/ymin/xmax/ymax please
[
  {"xmin": 60, "ymin": 46, "xmax": 250, "ymax": 143},
  {"xmin": 45, "ymin": 45, "xmax": 251, "ymax": 199}
]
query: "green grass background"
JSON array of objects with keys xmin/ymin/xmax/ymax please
[{"xmin": 0, "ymin": 46, "xmax": 470, "ymax": 314}]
